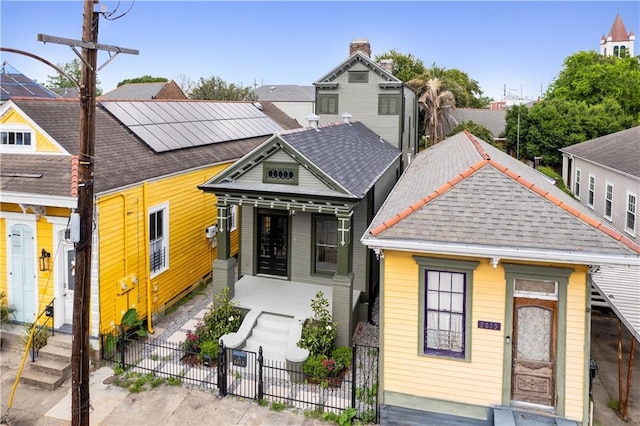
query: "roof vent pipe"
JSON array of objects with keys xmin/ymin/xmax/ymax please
[
  {"xmin": 305, "ymin": 113, "xmax": 320, "ymax": 131},
  {"xmin": 341, "ymin": 112, "xmax": 352, "ymax": 125}
]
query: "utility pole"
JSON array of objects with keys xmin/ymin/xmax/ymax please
[{"xmin": 37, "ymin": 2, "xmax": 137, "ymax": 425}]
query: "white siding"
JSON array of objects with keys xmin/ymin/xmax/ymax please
[{"xmin": 570, "ymin": 157, "xmax": 640, "ymax": 244}]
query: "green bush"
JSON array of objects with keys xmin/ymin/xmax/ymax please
[
  {"xmin": 199, "ymin": 339, "xmax": 219, "ymax": 364},
  {"xmin": 297, "ymin": 291, "xmax": 337, "ymax": 357},
  {"xmin": 303, "ymin": 354, "xmax": 329, "ymax": 380},
  {"xmin": 332, "ymin": 346, "xmax": 352, "ymax": 371},
  {"xmin": 203, "ymin": 286, "xmax": 242, "ymax": 341}
]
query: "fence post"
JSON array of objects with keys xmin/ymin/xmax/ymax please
[
  {"xmin": 218, "ymin": 341, "xmax": 227, "ymax": 396},
  {"xmin": 351, "ymin": 345, "xmax": 357, "ymax": 410},
  {"xmin": 258, "ymin": 346, "xmax": 264, "ymax": 400},
  {"xmin": 119, "ymin": 333, "xmax": 126, "ymax": 368}
]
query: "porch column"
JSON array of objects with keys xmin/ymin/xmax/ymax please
[
  {"xmin": 333, "ymin": 211, "xmax": 354, "ymax": 346},
  {"xmin": 336, "ymin": 211, "xmax": 353, "ymax": 276},
  {"xmin": 212, "ymin": 203, "xmax": 236, "ymax": 298}
]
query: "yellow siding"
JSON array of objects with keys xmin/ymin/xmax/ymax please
[
  {"xmin": 0, "ymin": 220, "xmax": 6, "ymax": 295},
  {"xmin": 382, "ymin": 250, "xmax": 588, "ymax": 416},
  {"xmin": 564, "ymin": 266, "xmax": 587, "ymax": 420},
  {"xmin": 35, "ymin": 218, "xmax": 55, "ymax": 322},
  {"xmin": 1, "ymin": 108, "xmax": 64, "ymax": 153},
  {"xmin": 96, "ymin": 163, "xmax": 232, "ymax": 330},
  {"xmin": 382, "ymin": 251, "xmax": 505, "ymax": 406}
]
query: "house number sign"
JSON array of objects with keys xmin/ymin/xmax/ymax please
[{"xmin": 477, "ymin": 321, "xmax": 501, "ymax": 330}]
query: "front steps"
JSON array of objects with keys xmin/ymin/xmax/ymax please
[
  {"xmin": 20, "ymin": 333, "xmax": 72, "ymax": 390},
  {"xmin": 242, "ymin": 313, "xmax": 293, "ymax": 362}
]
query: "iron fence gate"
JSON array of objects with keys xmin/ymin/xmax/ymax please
[{"xmin": 101, "ymin": 331, "xmax": 378, "ymax": 422}]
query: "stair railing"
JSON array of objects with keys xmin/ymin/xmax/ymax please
[{"xmin": 29, "ymin": 298, "xmax": 55, "ymax": 362}]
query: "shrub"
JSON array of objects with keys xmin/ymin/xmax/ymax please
[
  {"xmin": 303, "ymin": 354, "xmax": 329, "ymax": 380},
  {"xmin": 203, "ymin": 286, "xmax": 242, "ymax": 341},
  {"xmin": 332, "ymin": 346, "xmax": 352, "ymax": 371},
  {"xmin": 297, "ymin": 291, "xmax": 337, "ymax": 357},
  {"xmin": 181, "ymin": 323, "xmax": 208, "ymax": 354}
]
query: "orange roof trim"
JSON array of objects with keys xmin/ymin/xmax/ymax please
[
  {"xmin": 490, "ymin": 159, "xmax": 640, "ymax": 254},
  {"xmin": 71, "ymin": 155, "xmax": 79, "ymax": 197},
  {"xmin": 370, "ymin": 159, "xmax": 489, "ymax": 236}
]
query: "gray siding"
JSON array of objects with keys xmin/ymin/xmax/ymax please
[
  {"xmin": 351, "ymin": 199, "xmax": 368, "ymax": 293},
  {"xmin": 238, "ymin": 149, "xmax": 332, "ymax": 191},
  {"xmin": 374, "ymin": 159, "xmax": 401, "ymax": 212},
  {"xmin": 317, "ymin": 63, "xmax": 401, "ymax": 150},
  {"xmin": 572, "ymin": 157, "xmax": 640, "ymax": 244}
]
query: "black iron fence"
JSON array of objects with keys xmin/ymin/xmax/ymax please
[{"xmin": 100, "ymin": 330, "xmax": 379, "ymax": 423}]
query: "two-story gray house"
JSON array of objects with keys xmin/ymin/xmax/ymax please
[
  {"xmin": 199, "ymin": 119, "xmax": 400, "ymax": 351},
  {"xmin": 314, "ymin": 39, "xmax": 418, "ymax": 172},
  {"xmin": 560, "ymin": 126, "xmax": 639, "ymax": 245}
]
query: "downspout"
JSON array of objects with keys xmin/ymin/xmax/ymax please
[
  {"xmin": 584, "ymin": 272, "xmax": 593, "ymax": 426},
  {"xmin": 143, "ymin": 181, "xmax": 154, "ymax": 334}
]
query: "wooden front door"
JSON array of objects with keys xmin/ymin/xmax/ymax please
[
  {"xmin": 257, "ymin": 211, "xmax": 288, "ymax": 277},
  {"xmin": 512, "ymin": 297, "xmax": 557, "ymax": 408}
]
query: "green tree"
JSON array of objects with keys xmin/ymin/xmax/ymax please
[
  {"xmin": 449, "ymin": 121, "xmax": 494, "ymax": 144},
  {"xmin": 45, "ymin": 58, "xmax": 102, "ymax": 95},
  {"xmin": 374, "ymin": 49, "xmax": 426, "ymax": 82},
  {"xmin": 117, "ymin": 76, "xmax": 168, "ymax": 87},
  {"xmin": 504, "ymin": 98, "xmax": 631, "ymax": 169},
  {"xmin": 503, "ymin": 50, "xmax": 638, "ymax": 170},
  {"xmin": 375, "ymin": 51, "xmax": 490, "ymax": 109},
  {"xmin": 547, "ymin": 51, "xmax": 640, "ymax": 119},
  {"xmin": 188, "ymin": 76, "xmax": 257, "ymax": 101}
]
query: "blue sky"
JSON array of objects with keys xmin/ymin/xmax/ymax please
[{"xmin": 1, "ymin": 1, "xmax": 639, "ymax": 101}]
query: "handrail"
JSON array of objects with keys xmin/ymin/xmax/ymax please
[{"xmin": 30, "ymin": 298, "xmax": 55, "ymax": 362}]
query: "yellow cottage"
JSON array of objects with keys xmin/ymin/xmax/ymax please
[
  {"xmin": 362, "ymin": 131, "xmax": 640, "ymax": 425},
  {"xmin": 0, "ymin": 97, "xmax": 297, "ymax": 346}
]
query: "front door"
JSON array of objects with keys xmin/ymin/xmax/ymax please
[
  {"xmin": 512, "ymin": 297, "xmax": 557, "ymax": 408},
  {"xmin": 63, "ymin": 247, "xmax": 76, "ymax": 325},
  {"xmin": 9, "ymin": 224, "xmax": 36, "ymax": 323},
  {"xmin": 257, "ymin": 211, "xmax": 288, "ymax": 277}
]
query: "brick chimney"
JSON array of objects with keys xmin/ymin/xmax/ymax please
[
  {"xmin": 349, "ymin": 38, "xmax": 371, "ymax": 57},
  {"xmin": 379, "ymin": 59, "xmax": 393, "ymax": 73}
]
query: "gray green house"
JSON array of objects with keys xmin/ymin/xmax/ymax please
[{"xmin": 199, "ymin": 120, "xmax": 400, "ymax": 348}]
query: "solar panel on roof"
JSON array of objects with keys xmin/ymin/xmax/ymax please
[{"xmin": 100, "ymin": 101, "xmax": 283, "ymax": 153}]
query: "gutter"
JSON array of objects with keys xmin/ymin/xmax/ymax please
[{"xmin": 360, "ymin": 237, "xmax": 640, "ymax": 267}]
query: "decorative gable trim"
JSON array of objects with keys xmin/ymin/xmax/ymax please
[{"xmin": 314, "ymin": 52, "xmax": 401, "ymax": 85}]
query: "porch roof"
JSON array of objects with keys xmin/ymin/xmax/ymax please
[{"xmin": 591, "ymin": 265, "xmax": 640, "ymax": 341}]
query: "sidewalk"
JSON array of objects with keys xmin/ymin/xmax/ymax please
[{"xmin": 0, "ymin": 282, "xmax": 327, "ymax": 425}]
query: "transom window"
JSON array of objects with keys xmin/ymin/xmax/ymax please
[
  {"xmin": 626, "ymin": 193, "xmax": 637, "ymax": 235},
  {"xmin": 317, "ymin": 94, "xmax": 338, "ymax": 115},
  {"xmin": 314, "ymin": 215, "xmax": 337, "ymax": 274},
  {"xmin": 415, "ymin": 257, "xmax": 478, "ymax": 360},
  {"xmin": 605, "ymin": 183, "xmax": 613, "ymax": 220},
  {"xmin": 149, "ymin": 203, "xmax": 169, "ymax": 275},
  {"xmin": 378, "ymin": 94, "xmax": 401, "ymax": 115}
]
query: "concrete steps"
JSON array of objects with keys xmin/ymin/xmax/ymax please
[
  {"xmin": 20, "ymin": 333, "xmax": 72, "ymax": 390},
  {"xmin": 242, "ymin": 313, "xmax": 292, "ymax": 362}
]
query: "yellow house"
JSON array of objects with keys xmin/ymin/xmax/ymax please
[
  {"xmin": 361, "ymin": 131, "xmax": 640, "ymax": 425},
  {"xmin": 0, "ymin": 97, "xmax": 297, "ymax": 345}
]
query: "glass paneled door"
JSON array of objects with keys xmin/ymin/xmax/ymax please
[
  {"xmin": 257, "ymin": 211, "xmax": 288, "ymax": 277},
  {"xmin": 512, "ymin": 297, "xmax": 557, "ymax": 408}
]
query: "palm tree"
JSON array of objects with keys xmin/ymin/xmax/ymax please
[{"xmin": 409, "ymin": 77, "xmax": 456, "ymax": 146}]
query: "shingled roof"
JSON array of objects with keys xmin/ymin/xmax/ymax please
[
  {"xmin": 560, "ymin": 126, "xmax": 640, "ymax": 178},
  {"xmin": 252, "ymin": 85, "xmax": 315, "ymax": 102},
  {"xmin": 3, "ymin": 98, "xmax": 299, "ymax": 195},
  {"xmin": 364, "ymin": 131, "xmax": 640, "ymax": 263},
  {"xmin": 603, "ymin": 14, "xmax": 634, "ymax": 42},
  {"xmin": 201, "ymin": 121, "xmax": 400, "ymax": 200}
]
